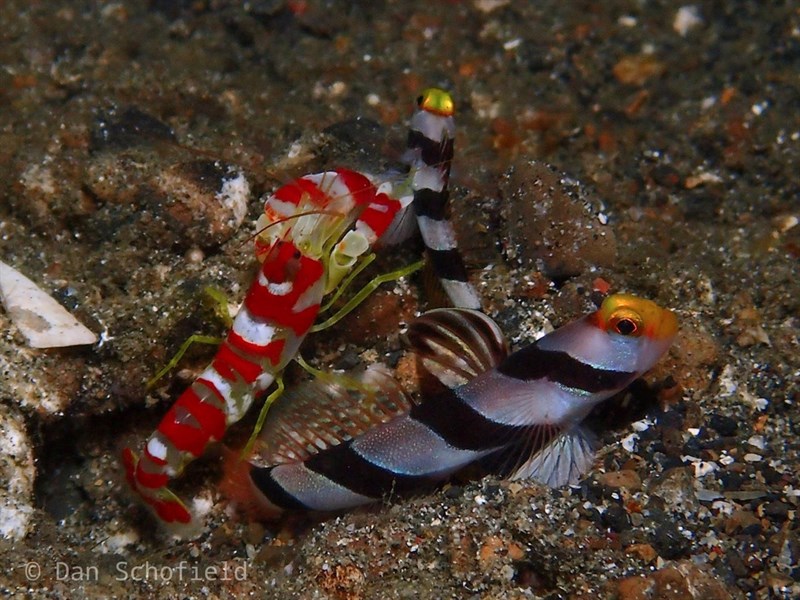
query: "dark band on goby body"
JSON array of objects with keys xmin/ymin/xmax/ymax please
[
  {"xmin": 411, "ymin": 387, "xmax": 530, "ymax": 451},
  {"xmin": 413, "ymin": 188, "xmax": 449, "ymax": 220},
  {"xmin": 406, "ymin": 130, "xmax": 454, "ymax": 169},
  {"xmin": 249, "ymin": 466, "xmax": 309, "ymax": 511},
  {"xmin": 304, "ymin": 441, "xmax": 433, "ymax": 498},
  {"xmin": 497, "ymin": 345, "xmax": 635, "ymax": 393},
  {"xmin": 427, "ymin": 248, "xmax": 470, "ymax": 283}
]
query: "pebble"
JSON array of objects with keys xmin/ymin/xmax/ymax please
[
  {"xmin": 0, "ymin": 260, "xmax": 97, "ymax": 348},
  {"xmin": 650, "ymin": 467, "xmax": 699, "ymax": 514},
  {"xmin": 91, "ymin": 106, "xmax": 176, "ymax": 149},
  {"xmin": 612, "ymin": 54, "xmax": 666, "ymax": 86},
  {"xmin": 724, "ymin": 509, "xmax": 760, "ymax": 535},
  {"xmin": 84, "ymin": 108, "xmax": 251, "ymax": 250},
  {"xmin": 601, "ymin": 503, "xmax": 631, "ymax": 532},
  {"xmin": 625, "ymin": 543, "xmax": 658, "ymax": 564},
  {"xmin": 317, "ymin": 563, "xmax": 365, "ymax": 599},
  {"xmin": 708, "ymin": 413, "xmax": 738, "ymax": 436},
  {"xmin": 477, "ymin": 535, "xmax": 525, "ymax": 570},
  {"xmin": 153, "ymin": 160, "xmax": 250, "ymax": 247},
  {"xmin": 673, "ymin": 6, "xmax": 704, "ymax": 37},
  {"xmin": 0, "ymin": 404, "xmax": 35, "ymax": 540},
  {"xmin": 597, "ymin": 470, "xmax": 642, "ymax": 492},
  {"xmin": 616, "ymin": 561, "xmax": 732, "ymax": 600},
  {"xmin": 758, "ymin": 500, "xmax": 791, "ymax": 521},
  {"xmin": 652, "ymin": 522, "xmax": 691, "ymax": 559}
]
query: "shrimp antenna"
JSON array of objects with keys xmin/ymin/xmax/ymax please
[{"xmin": 238, "ymin": 208, "xmax": 344, "ymax": 251}]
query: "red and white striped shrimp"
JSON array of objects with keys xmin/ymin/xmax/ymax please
[{"xmin": 122, "ymin": 168, "xmax": 409, "ymax": 528}]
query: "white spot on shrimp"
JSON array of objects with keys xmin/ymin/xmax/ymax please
[
  {"xmin": 267, "ymin": 281, "xmax": 293, "ymax": 296},
  {"xmin": 147, "ymin": 436, "xmax": 168, "ymax": 462}
]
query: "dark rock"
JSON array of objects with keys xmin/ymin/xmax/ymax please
[
  {"xmin": 719, "ymin": 471, "xmax": 745, "ymax": 491},
  {"xmin": 740, "ymin": 523, "xmax": 763, "ymax": 536},
  {"xmin": 727, "ymin": 551, "xmax": 749, "ymax": 578},
  {"xmin": 444, "ymin": 485, "xmax": 463, "ymax": 499},
  {"xmin": 708, "ymin": 413, "xmax": 738, "ymax": 437},
  {"xmin": 483, "ymin": 483, "xmax": 502, "ymax": 500},
  {"xmin": 760, "ymin": 500, "xmax": 790, "ymax": 521},
  {"xmin": 91, "ymin": 107, "xmax": 176, "ymax": 152},
  {"xmin": 652, "ymin": 522, "xmax": 691, "ymax": 559},
  {"xmin": 650, "ymin": 451, "xmax": 684, "ymax": 471},
  {"xmin": 602, "ymin": 503, "xmax": 631, "ymax": 533},
  {"xmin": 760, "ymin": 465, "xmax": 784, "ymax": 485},
  {"xmin": 649, "ymin": 165, "xmax": 682, "ymax": 188},
  {"xmin": 681, "ymin": 436, "xmax": 703, "ymax": 455},
  {"xmin": 656, "ymin": 408, "xmax": 684, "ymax": 430}
]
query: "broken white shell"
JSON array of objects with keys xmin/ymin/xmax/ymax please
[{"xmin": 0, "ymin": 259, "xmax": 97, "ymax": 348}]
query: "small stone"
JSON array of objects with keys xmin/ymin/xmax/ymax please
[
  {"xmin": 507, "ymin": 542, "xmax": 525, "ymax": 561},
  {"xmin": 90, "ymin": 106, "xmax": 176, "ymax": 151},
  {"xmin": 724, "ymin": 509, "xmax": 760, "ymax": 535},
  {"xmin": 478, "ymin": 536, "xmax": 505, "ymax": 569},
  {"xmin": 727, "ymin": 550, "xmax": 749, "ymax": 578},
  {"xmin": 759, "ymin": 501, "xmax": 790, "ymax": 522},
  {"xmin": 0, "ymin": 260, "xmax": 97, "ymax": 348},
  {"xmin": 626, "ymin": 543, "xmax": 658, "ymax": 564},
  {"xmin": 473, "ymin": 0, "xmax": 510, "ymax": 13},
  {"xmin": 649, "ymin": 165, "xmax": 682, "ymax": 188},
  {"xmin": 650, "ymin": 467, "xmax": 699, "ymax": 513},
  {"xmin": 652, "ymin": 522, "xmax": 691, "ymax": 559},
  {"xmin": 597, "ymin": 470, "xmax": 642, "ymax": 492},
  {"xmin": 317, "ymin": 563, "xmax": 365, "ymax": 599},
  {"xmin": 154, "ymin": 160, "xmax": 250, "ymax": 247},
  {"xmin": 616, "ymin": 575, "xmax": 652, "ymax": 600},
  {"xmin": 708, "ymin": 414, "xmax": 738, "ymax": 436},
  {"xmin": 444, "ymin": 485, "xmax": 463, "ymax": 499},
  {"xmin": 613, "ymin": 54, "xmax": 666, "ymax": 86},
  {"xmin": 602, "ymin": 504, "xmax": 631, "ymax": 532},
  {"xmin": 244, "ymin": 522, "xmax": 266, "ymax": 546},
  {"xmin": 0, "ymin": 405, "xmax": 35, "ymax": 540},
  {"xmin": 616, "ymin": 561, "xmax": 732, "ymax": 600},
  {"xmin": 673, "ymin": 6, "xmax": 703, "ymax": 37}
]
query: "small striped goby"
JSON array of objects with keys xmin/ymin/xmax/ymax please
[
  {"xmin": 222, "ymin": 294, "xmax": 678, "ymax": 517},
  {"xmin": 399, "ymin": 88, "xmax": 482, "ymax": 310}
]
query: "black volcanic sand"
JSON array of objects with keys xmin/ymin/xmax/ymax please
[{"xmin": 0, "ymin": 1, "xmax": 797, "ymax": 598}]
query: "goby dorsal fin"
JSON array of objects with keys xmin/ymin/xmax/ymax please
[{"xmin": 405, "ymin": 308, "xmax": 509, "ymax": 389}]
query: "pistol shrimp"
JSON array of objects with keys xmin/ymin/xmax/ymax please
[
  {"xmin": 122, "ymin": 168, "xmax": 412, "ymax": 527},
  {"xmin": 122, "ymin": 88, "xmax": 478, "ymax": 528}
]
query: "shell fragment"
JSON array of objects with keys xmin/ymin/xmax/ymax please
[{"xmin": 0, "ymin": 260, "xmax": 97, "ymax": 348}]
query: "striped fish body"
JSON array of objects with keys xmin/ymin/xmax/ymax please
[
  {"xmin": 388, "ymin": 88, "xmax": 481, "ymax": 310},
  {"xmin": 231, "ymin": 294, "xmax": 677, "ymax": 518}
]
